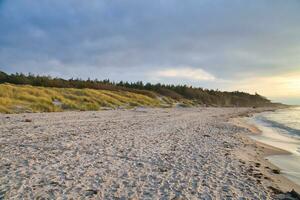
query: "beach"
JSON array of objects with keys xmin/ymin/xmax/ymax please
[
  {"xmin": 236, "ymin": 108, "xmax": 300, "ymax": 191},
  {"xmin": 0, "ymin": 107, "xmax": 299, "ymax": 199}
]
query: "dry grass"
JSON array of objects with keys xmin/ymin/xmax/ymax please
[{"xmin": 0, "ymin": 84, "xmax": 186, "ymax": 113}]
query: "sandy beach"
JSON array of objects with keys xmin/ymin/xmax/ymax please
[
  {"xmin": 232, "ymin": 111, "xmax": 300, "ymax": 192},
  {"xmin": 0, "ymin": 107, "xmax": 299, "ymax": 199},
  {"xmin": 231, "ymin": 118, "xmax": 300, "ymax": 193}
]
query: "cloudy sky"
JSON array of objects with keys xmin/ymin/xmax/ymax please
[{"xmin": 0, "ymin": 0, "xmax": 300, "ymax": 104}]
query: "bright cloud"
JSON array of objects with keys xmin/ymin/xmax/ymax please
[{"xmin": 155, "ymin": 67, "xmax": 216, "ymax": 81}]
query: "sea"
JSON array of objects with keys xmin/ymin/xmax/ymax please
[{"xmin": 247, "ymin": 107, "xmax": 300, "ymax": 186}]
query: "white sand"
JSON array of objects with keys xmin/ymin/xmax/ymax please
[{"xmin": 0, "ymin": 107, "xmax": 296, "ymax": 199}]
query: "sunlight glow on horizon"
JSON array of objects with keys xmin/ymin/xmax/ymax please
[{"xmin": 227, "ymin": 71, "xmax": 300, "ymax": 103}]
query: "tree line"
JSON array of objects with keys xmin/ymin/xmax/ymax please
[{"xmin": 0, "ymin": 71, "xmax": 273, "ymax": 107}]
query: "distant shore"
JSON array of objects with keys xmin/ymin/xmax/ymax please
[{"xmin": 0, "ymin": 107, "xmax": 298, "ymax": 199}]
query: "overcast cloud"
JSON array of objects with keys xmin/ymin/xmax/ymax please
[{"xmin": 0, "ymin": 0, "xmax": 300, "ymax": 103}]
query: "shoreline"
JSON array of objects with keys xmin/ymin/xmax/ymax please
[
  {"xmin": 230, "ymin": 117, "xmax": 290, "ymax": 156},
  {"xmin": 230, "ymin": 111, "xmax": 300, "ymax": 195}
]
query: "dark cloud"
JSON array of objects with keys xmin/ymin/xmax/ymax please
[{"xmin": 0, "ymin": 0, "xmax": 300, "ymax": 98}]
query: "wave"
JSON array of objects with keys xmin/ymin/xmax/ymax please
[{"xmin": 254, "ymin": 115, "xmax": 300, "ymax": 139}]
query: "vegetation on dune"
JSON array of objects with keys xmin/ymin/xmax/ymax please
[
  {"xmin": 0, "ymin": 71, "xmax": 278, "ymax": 113},
  {"xmin": 0, "ymin": 84, "xmax": 171, "ymax": 113}
]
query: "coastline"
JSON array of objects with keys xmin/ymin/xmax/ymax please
[{"xmin": 230, "ymin": 112, "xmax": 300, "ymax": 195}]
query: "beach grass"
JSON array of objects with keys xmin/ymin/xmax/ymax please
[{"xmin": 0, "ymin": 83, "xmax": 179, "ymax": 113}]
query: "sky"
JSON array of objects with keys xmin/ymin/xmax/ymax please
[{"xmin": 0, "ymin": 0, "xmax": 300, "ymax": 104}]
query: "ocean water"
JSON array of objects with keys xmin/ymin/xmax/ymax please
[{"xmin": 247, "ymin": 107, "xmax": 300, "ymax": 186}]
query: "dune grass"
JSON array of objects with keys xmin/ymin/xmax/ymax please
[{"xmin": 0, "ymin": 84, "xmax": 179, "ymax": 113}]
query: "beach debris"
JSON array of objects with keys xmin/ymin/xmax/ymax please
[
  {"xmin": 24, "ymin": 119, "xmax": 32, "ymax": 122},
  {"xmin": 272, "ymin": 169, "xmax": 280, "ymax": 174},
  {"xmin": 158, "ymin": 167, "xmax": 169, "ymax": 173},
  {"xmin": 289, "ymin": 189, "xmax": 300, "ymax": 199},
  {"xmin": 253, "ymin": 173, "xmax": 263, "ymax": 179},
  {"xmin": 136, "ymin": 162, "xmax": 144, "ymax": 167},
  {"xmin": 255, "ymin": 162, "xmax": 261, "ymax": 168},
  {"xmin": 268, "ymin": 186, "xmax": 282, "ymax": 194},
  {"xmin": 85, "ymin": 189, "xmax": 98, "ymax": 196},
  {"xmin": 50, "ymin": 181, "xmax": 62, "ymax": 187},
  {"xmin": 239, "ymin": 160, "xmax": 246, "ymax": 164},
  {"xmin": 277, "ymin": 189, "xmax": 300, "ymax": 200}
]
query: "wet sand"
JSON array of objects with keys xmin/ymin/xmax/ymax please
[
  {"xmin": 231, "ymin": 118, "xmax": 300, "ymax": 194},
  {"xmin": 0, "ymin": 107, "xmax": 298, "ymax": 199}
]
